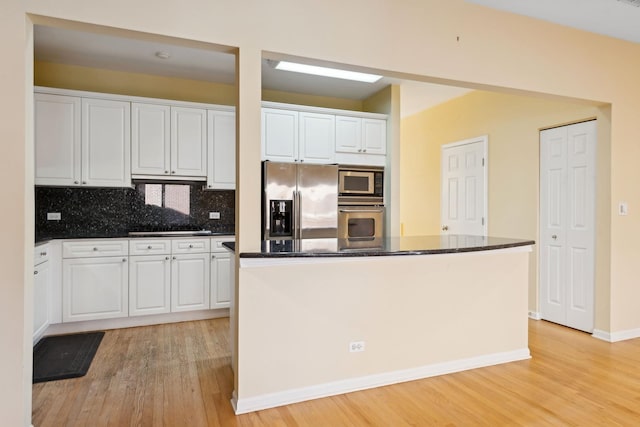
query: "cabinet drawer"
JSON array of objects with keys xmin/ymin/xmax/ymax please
[
  {"xmin": 211, "ymin": 236, "xmax": 235, "ymax": 252},
  {"xmin": 129, "ymin": 239, "xmax": 172, "ymax": 255},
  {"xmin": 171, "ymin": 238, "xmax": 210, "ymax": 254},
  {"xmin": 34, "ymin": 243, "xmax": 50, "ymax": 265},
  {"xmin": 63, "ymin": 240, "xmax": 129, "ymax": 258}
]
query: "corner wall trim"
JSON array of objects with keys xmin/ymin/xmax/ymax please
[
  {"xmin": 593, "ymin": 328, "xmax": 640, "ymax": 342},
  {"xmin": 233, "ymin": 348, "xmax": 531, "ymax": 414},
  {"xmin": 528, "ymin": 311, "xmax": 542, "ymax": 320}
]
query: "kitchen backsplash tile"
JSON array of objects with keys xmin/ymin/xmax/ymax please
[{"xmin": 35, "ymin": 183, "xmax": 235, "ymax": 240}]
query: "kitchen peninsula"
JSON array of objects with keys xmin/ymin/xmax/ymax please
[{"xmin": 227, "ymin": 235, "xmax": 534, "ymax": 414}]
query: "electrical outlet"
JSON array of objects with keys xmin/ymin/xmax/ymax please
[
  {"xmin": 349, "ymin": 341, "xmax": 365, "ymax": 353},
  {"xmin": 47, "ymin": 212, "xmax": 61, "ymax": 221},
  {"xmin": 209, "ymin": 212, "xmax": 221, "ymax": 220}
]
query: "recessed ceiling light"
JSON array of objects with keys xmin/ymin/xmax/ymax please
[
  {"xmin": 155, "ymin": 51, "xmax": 171, "ymax": 59},
  {"xmin": 274, "ymin": 61, "xmax": 383, "ymax": 83}
]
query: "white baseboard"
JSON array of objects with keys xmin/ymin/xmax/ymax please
[
  {"xmin": 42, "ymin": 308, "xmax": 229, "ymax": 337},
  {"xmin": 592, "ymin": 327, "xmax": 640, "ymax": 342},
  {"xmin": 528, "ymin": 311, "xmax": 542, "ymax": 320},
  {"xmin": 233, "ymin": 348, "xmax": 531, "ymax": 414}
]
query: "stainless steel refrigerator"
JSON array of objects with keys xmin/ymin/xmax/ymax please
[{"xmin": 262, "ymin": 161, "xmax": 338, "ymax": 240}]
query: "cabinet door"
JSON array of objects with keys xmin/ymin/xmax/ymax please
[
  {"xmin": 207, "ymin": 110, "xmax": 236, "ymax": 189},
  {"xmin": 129, "ymin": 255, "xmax": 171, "ymax": 316},
  {"xmin": 262, "ymin": 108, "xmax": 298, "ymax": 162},
  {"xmin": 299, "ymin": 112, "xmax": 335, "ymax": 163},
  {"xmin": 131, "ymin": 103, "xmax": 171, "ymax": 176},
  {"xmin": 171, "ymin": 253, "xmax": 210, "ymax": 312},
  {"xmin": 34, "ymin": 93, "xmax": 81, "ymax": 186},
  {"xmin": 170, "ymin": 107, "xmax": 207, "ymax": 177},
  {"xmin": 335, "ymin": 116, "xmax": 362, "ymax": 154},
  {"xmin": 210, "ymin": 252, "xmax": 231, "ymax": 309},
  {"xmin": 82, "ymin": 98, "xmax": 131, "ymax": 187},
  {"xmin": 63, "ymin": 257, "xmax": 128, "ymax": 322},
  {"xmin": 361, "ymin": 118, "xmax": 386, "ymax": 155},
  {"xmin": 33, "ymin": 260, "xmax": 51, "ymax": 341}
]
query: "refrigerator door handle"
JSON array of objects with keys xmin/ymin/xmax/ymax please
[{"xmin": 296, "ymin": 190, "xmax": 302, "ymax": 239}]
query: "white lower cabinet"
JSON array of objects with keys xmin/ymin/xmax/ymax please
[
  {"xmin": 33, "ymin": 244, "xmax": 51, "ymax": 342},
  {"xmin": 171, "ymin": 253, "xmax": 210, "ymax": 312},
  {"xmin": 62, "ymin": 256, "xmax": 129, "ymax": 322},
  {"xmin": 210, "ymin": 252, "xmax": 232, "ymax": 309},
  {"xmin": 129, "ymin": 255, "xmax": 171, "ymax": 316}
]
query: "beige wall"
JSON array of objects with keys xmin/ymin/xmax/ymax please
[
  {"xmin": 238, "ymin": 249, "xmax": 530, "ymax": 402},
  {"xmin": 4, "ymin": 0, "xmax": 640, "ymax": 423},
  {"xmin": 400, "ymin": 90, "xmax": 609, "ymax": 322},
  {"xmin": 36, "ymin": 60, "xmax": 364, "ymax": 111}
]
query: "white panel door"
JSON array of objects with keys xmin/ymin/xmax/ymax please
[
  {"xmin": 441, "ymin": 136, "xmax": 487, "ymax": 236},
  {"xmin": 299, "ymin": 112, "xmax": 335, "ymax": 163},
  {"xmin": 34, "ymin": 93, "xmax": 81, "ymax": 186},
  {"xmin": 63, "ymin": 257, "xmax": 128, "ymax": 322},
  {"xmin": 171, "ymin": 107, "xmax": 207, "ymax": 177},
  {"xmin": 82, "ymin": 98, "xmax": 131, "ymax": 187},
  {"xmin": 210, "ymin": 252, "xmax": 232, "ymax": 309},
  {"xmin": 540, "ymin": 121, "xmax": 596, "ymax": 332},
  {"xmin": 171, "ymin": 253, "xmax": 210, "ymax": 312},
  {"xmin": 261, "ymin": 108, "xmax": 298, "ymax": 162},
  {"xmin": 207, "ymin": 110, "xmax": 236, "ymax": 189},
  {"xmin": 131, "ymin": 102, "xmax": 171, "ymax": 176},
  {"xmin": 129, "ymin": 255, "xmax": 171, "ymax": 316}
]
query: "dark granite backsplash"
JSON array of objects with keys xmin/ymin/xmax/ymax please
[{"xmin": 35, "ymin": 182, "xmax": 235, "ymax": 240}]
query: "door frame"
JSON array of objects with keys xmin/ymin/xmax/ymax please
[{"xmin": 440, "ymin": 135, "xmax": 489, "ymax": 236}]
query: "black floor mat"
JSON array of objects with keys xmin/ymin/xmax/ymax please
[{"xmin": 33, "ymin": 331, "xmax": 104, "ymax": 383}]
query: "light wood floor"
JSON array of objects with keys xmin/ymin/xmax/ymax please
[{"xmin": 33, "ymin": 318, "xmax": 640, "ymax": 426}]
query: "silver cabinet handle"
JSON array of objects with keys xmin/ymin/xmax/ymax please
[
  {"xmin": 442, "ymin": 225, "xmax": 449, "ymax": 231},
  {"xmin": 40, "ymin": 252, "xmax": 47, "ymax": 256},
  {"xmin": 74, "ymin": 180, "xmax": 79, "ymax": 184},
  {"xmin": 171, "ymin": 171, "xmax": 176, "ymax": 174},
  {"xmin": 552, "ymin": 235, "xmax": 557, "ymax": 240},
  {"xmin": 358, "ymin": 149, "xmax": 362, "ymax": 152},
  {"xmin": 165, "ymin": 256, "xmax": 170, "ymax": 260},
  {"xmin": 164, "ymin": 170, "xmax": 169, "ymax": 174},
  {"xmin": 82, "ymin": 181, "xmax": 86, "ymax": 184},
  {"xmin": 34, "ymin": 270, "xmax": 38, "ymax": 275},
  {"xmin": 172, "ymin": 256, "xmax": 176, "ymax": 260},
  {"xmin": 93, "ymin": 247, "xmax": 98, "ymax": 251},
  {"xmin": 189, "ymin": 244, "xmax": 193, "ymax": 248},
  {"xmin": 122, "ymin": 258, "xmax": 126, "ymax": 262},
  {"xmin": 212, "ymin": 254, "xmax": 216, "ymax": 259},
  {"xmin": 147, "ymin": 245, "xmax": 152, "ymax": 249},
  {"xmin": 362, "ymin": 149, "xmax": 367, "ymax": 153}
]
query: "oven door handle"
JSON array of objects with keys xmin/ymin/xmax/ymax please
[{"xmin": 339, "ymin": 208, "xmax": 384, "ymax": 213}]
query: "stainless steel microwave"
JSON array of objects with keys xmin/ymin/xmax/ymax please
[{"xmin": 338, "ymin": 165, "xmax": 384, "ymax": 205}]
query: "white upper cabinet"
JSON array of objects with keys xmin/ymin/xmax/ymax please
[
  {"xmin": 262, "ymin": 108, "xmax": 299, "ymax": 162},
  {"xmin": 336, "ymin": 116, "xmax": 386, "ymax": 155},
  {"xmin": 131, "ymin": 103, "xmax": 171, "ymax": 176},
  {"xmin": 207, "ymin": 110, "xmax": 236, "ymax": 189},
  {"xmin": 361, "ymin": 118, "xmax": 387, "ymax": 154},
  {"xmin": 34, "ymin": 93, "xmax": 81, "ymax": 186},
  {"xmin": 171, "ymin": 107, "xmax": 207, "ymax": 177},
  {"xmin": 35, "ymin": 93, "xmax": 131, "ymax": 187},
  {"xmin": 262, "ymin": 108, "xmax": 335, "ymax": 164},
  {"xmin": 82, "ymin": 98, "xmax": 131, "ymax": 187},
  {"xmin": 298, "ymin": 112, "xmax": 335, "ymax": 163}
]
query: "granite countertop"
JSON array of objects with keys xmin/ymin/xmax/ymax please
[{"xmin": 223, "ymin": 235, "xmax": 535, "ymax": 258}]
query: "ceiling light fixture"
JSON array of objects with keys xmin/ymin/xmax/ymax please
[
  {"xmin": 274, "ymin": 61, "xmax": 382, "ymax": 83},
  {"xmin": 155, "ymin": 51, "xmax": 171, "ymax": 59}
]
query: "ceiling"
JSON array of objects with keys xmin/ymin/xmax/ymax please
[
  {"xmin": 33, "ymin": 2, "xmax": 640, "ymax": 118},
  {"xmin": 466, "ymin": 0, "xmax": 640, "ymax": 44},
  {"xmin": 33, "ymin": 25, "xmax": 471, "ymax": 117}
]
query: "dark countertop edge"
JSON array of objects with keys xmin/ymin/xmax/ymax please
[
  {"xmin": 35, "ymin": 232, "xmax": 236, "ymax": 245},
  {"xmin": 232, "ymin": 239, "xmax": 535, "ymax": 258}
]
